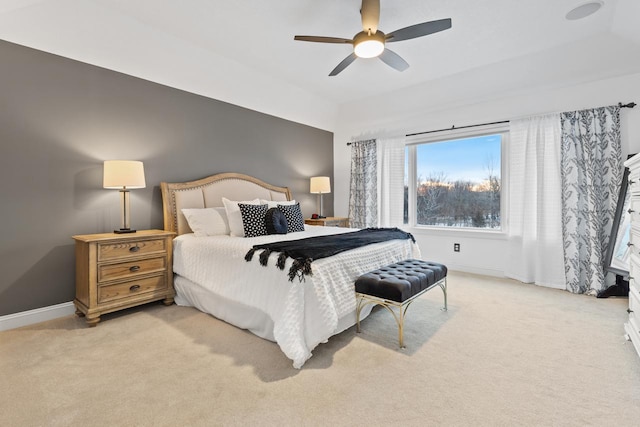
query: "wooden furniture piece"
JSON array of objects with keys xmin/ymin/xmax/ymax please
[
  {"xmin": 73, "ymin": 229, "xmax": 176, "ymax": 327},
  {"xmin": 355, "ymin": 259, "xmax": 447, "ymax": 348},
  {"xmin": 624, "ymin": 154, "xmax": 640, "ymax": 358},
  {"xmin": 305, "ymin": 217, "xmax": 350, "ymax": 227}
]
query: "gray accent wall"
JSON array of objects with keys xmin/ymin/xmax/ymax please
[{"xmin": 0, "ymin": 40, "xmax": 333, "ymax": 316}]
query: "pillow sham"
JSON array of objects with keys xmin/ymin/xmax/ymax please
[
  {"xmin": 181, "ymin": 207, "xmax": 230, "ymax": 236},
  {"xmin": 265, "ymin": 207, "xmax": 288, "ymax": 235},
  {"xmin": 278, "ymin": 202, "xmax": 305, "ymax": 233},
  {"xmin": 222, "ymin": 197, "xmax": 261, "ymax": 237},
  {"xmin": 239, "ymin": 203, "xmax": 269, "ymax": 238},
  {"xmin": 260, "ymin": 199, "xmax": 297, "ymax": 209}
]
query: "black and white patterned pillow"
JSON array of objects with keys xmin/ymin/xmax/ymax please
[
  {"xmin": 239, "ymin": 203, "xmax": 268, "ymax": 238},
  {"xmin": 278, "ymin": 203, "xmax": 305, "ymax": 233}
]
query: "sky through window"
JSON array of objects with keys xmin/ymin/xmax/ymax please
[{"xmin": 416, "ymin": 134, "xmax": 501, "ymax": 184}]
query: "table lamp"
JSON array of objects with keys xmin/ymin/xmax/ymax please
[
  {"xmin": 103, "ymin": 160, "xmax": 146, "ymax": 233},
  {"xmin": 310, "ymin": 176, "xmax": 331, "ymax": 218}
]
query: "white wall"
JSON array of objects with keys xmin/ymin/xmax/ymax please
[{"xmin": 333, "ymin": 72, "xmax": 640, "ymax": 276}]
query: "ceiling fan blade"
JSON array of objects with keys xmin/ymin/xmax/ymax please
[
  {"xmin": 329, "ymin": 53, "xmax": 358, "ymax": 76},
  {"xmin": 386, "ymin": 18, "xmax": 452, "ymax": 43},
  {"xmin": 360, "ymin": 0, "xmax": 380, "ymax": 34},
  {"xmin": 294, "ymin": 35, "xmax": 353, "ymax": 44},
  {"xmin": 379, "ymin": 48, "xmax": 409, "ymax": 72}
]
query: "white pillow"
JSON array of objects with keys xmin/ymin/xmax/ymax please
[
  {"xmin": 222, "ymin": 197, "xmax": 261, "ymax": 237},
  {"xmin": 181, "ymin": 207, "xmax": 230, "ymax": 237},
  {"xmin": 260, "ymin": 199, "xmax": 297, "ymax": 209}
]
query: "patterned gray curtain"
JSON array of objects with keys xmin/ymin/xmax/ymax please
[
  {"xmin": 349, "ymin": 139, "xmax": 377, "ymax": 228},
  {"xmin": 560, "ymin": 105, "xmax": 622, "ymax": 294}
]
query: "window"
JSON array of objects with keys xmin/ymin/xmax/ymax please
[{"xmin": 404, "ymin": 126, "xmax": 507, "ymax": 231}]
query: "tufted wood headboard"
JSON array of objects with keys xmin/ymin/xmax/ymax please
[{"xmin": 160, "ymin": 172, "xmax": 292, "ymax": 235}]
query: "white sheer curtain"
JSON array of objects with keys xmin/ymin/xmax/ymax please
[
  {"xmin": 377, "ymin": 136, "xmax": 405, "ymax": 228},
  {"xmin": 506, "ymin": 114, "xmax": 566, "ymax": 289}
]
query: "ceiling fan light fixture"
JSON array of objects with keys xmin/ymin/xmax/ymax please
[
  {"xmin": 354, "ymin": 40, "xmax": 384, "ymax": 58},
  {"xmin": 353, "ymin": 31, "xmax": 385, "ymax": 58}
]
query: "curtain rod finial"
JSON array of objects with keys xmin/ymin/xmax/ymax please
[{"xmin": 619, "ymin": 102, "xmax": 637, "ymax": 109}]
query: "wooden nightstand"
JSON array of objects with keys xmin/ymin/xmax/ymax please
[
  {"xmin": 305, "ymin": 217, "xmax": 350, "ymax": 227},
  {"xmin": 72, "ymin": 229, "xmax": 176, "ymax": 327}
]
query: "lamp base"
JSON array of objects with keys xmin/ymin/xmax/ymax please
[{"xmin": 114, "ymin": 228, "xmax": 137, "ymax": 234}]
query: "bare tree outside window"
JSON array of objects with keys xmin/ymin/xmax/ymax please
[{"xmin": 406, "ymin": 134, "xmax": 502, "ymax": 230}]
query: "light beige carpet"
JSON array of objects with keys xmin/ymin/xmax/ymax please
[{"xmin": 1, "ymin": 272, "xmax": 639, "ymax": 426}]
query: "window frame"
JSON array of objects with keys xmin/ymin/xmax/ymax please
[{"xmin": 405, "ymin": 123, "xmax": 509, "ymax": 236}]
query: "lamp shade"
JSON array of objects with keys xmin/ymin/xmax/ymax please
[
  {"xmin": 103, "ymin": 160, "xmax": 146, "ymax": 189},
  {"xmin": 310, "ymin": 176, "xmax": 331, "ymax": 194}
]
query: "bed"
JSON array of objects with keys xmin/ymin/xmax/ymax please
[{"xmin": 161, "ymin": 172, "xmax": 420, "ymax": 368}]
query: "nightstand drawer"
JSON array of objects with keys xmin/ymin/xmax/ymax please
[
  {"xmin": 98, "ymin": 275, "xmax": 167, "ymax": 304},
  {"xmin": 98, "ymin": 256, "xmax": 167, "ymax": 282},
  {"xmin": 304, "ymin": 217, "xmax": 350, "ymax": 227},
  {"xmin": 323, "ymin": 219, "xmax": 346, "ymax": 227},
  {"xmin": 98, "ymin": 238, "xmax": 166, "ymax": 261}
]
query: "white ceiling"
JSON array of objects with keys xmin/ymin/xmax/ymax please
[{"xmin": 1, "ymin": 0, "xmax": 639, "ymax": 131}]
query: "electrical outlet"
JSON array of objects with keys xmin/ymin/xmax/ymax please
[{"xmin": 454, "ymin": 243, "xmax": 460, "ymax": 252}]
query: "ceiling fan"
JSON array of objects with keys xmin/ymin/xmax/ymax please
[{"xmin": 294, "ymin": 0, "xmax": 452, "ymax": 76}]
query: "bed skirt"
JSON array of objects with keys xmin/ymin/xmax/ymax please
[{"xmin": 174, "ymin": 275, "xmax": 374, "ymax": 350}]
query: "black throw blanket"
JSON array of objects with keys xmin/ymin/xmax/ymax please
[{"xmin": 244, "ymin": 227, "xmax": 415, "ymax": 282}]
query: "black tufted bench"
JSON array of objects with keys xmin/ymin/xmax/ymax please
[{"xmin": 355, "ymin": 259, "xmax": 448, "ymax": 348}]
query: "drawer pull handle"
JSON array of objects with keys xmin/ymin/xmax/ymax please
[
  {"xmin": 628, "ymin": 308, "xmax": 634, "ymax": 314},
  {"xmin": 129, "ymin": 285, "xmax": 141, "ymax": 292},
  {"xmin": 629, "ymin": 209, "xmax": 636, "ymax": 214},
  {"xmin": 129, "ymin": 265, "xmax": 140, "ymax": 272},
  {"xmin": 129, "ymin": 246, "xmax": 140, "ymax": 253}
]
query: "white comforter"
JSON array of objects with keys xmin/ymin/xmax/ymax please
[{"xmin": 173, "ymin": 226, "xmax": 420, "ymax": 368}]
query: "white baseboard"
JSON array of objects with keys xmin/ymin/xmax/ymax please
[{"xmin": 0, "ymin": 301, "xmax": 75, "ymax": 332}]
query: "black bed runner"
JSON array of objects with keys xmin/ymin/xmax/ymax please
[{"xmin": 245, "ymin": 228, "xmax": 414, "ymax": 282}]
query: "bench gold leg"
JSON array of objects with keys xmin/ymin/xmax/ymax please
[
  {"xmin": 375, "ymin": 303, "xmax": 405, "ymax": 348},
  {"xmin": 399, "ymin": 303, "xmax": 405, "ymax": 348},
  {"xmin": 440, "ymin": 277, "xmax": 448, "ymax": 311},
  {"xmin": 356, "ymin": 296, "xmax": 363, "ymax": 333}
]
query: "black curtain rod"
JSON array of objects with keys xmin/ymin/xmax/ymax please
[
  {"xmin": 405, "ymin": 120, "xmax": 509, "ymax": 138},
  {"xmin": 347, "ymin": 101, "xmax": 636, "ymax": 145},
  {"xmin": 346, "ymin": 120, "xmax": 509, "ymax": 144}
]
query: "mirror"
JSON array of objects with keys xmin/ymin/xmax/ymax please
[{"xmin": 604, "ymin": 166, "xmax": 631, "ymax": 278}]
